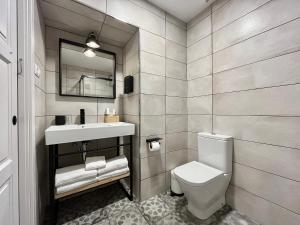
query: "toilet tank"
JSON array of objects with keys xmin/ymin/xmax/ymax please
[{"xmin": 198, "ymin": 133, "xmax": 233, "ymax": 174}]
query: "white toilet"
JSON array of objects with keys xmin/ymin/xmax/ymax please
[{"xmin": 173, "ymin": 132, "xmax": 233, "ymax": 219}]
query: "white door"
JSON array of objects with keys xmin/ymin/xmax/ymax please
[{"xmin": 0, "ymin": 0, "xmax": 19, "ymax": 224}]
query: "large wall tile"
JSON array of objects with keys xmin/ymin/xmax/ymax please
[
  {"xmin": 213, "ymin": 18, "xmax": 300, "ymax": 73},
  {"xmin": 166, "ymin": 40, "xmax": 187, "ymax": 63},
  {"xmin": 188, "ymin": 7, "xmax": 211, "ymax": 30},
  {"xmin": 188, "ymin": 132, "xmax": 197, "ymax": 150},
  {"xmin": 166, "ymin": 97, "xmax": 187, "ymax": 115},
  {"xmin": 187, "ymin": 150, "xmax": 198, "ymax": 162},
  {"xmin": 166, "ymin": 59, "xmax": 186, "ymax": 80},
  {"xmin": 123, "ymin": 94, "xmax": 139, "ymax": 115},
  {"xmin": 227, "ymin": 185, "xmax": 300, "ymax": 225},
  {"xmin": 188, "ymin": 75, "xmax": 212, "ymax": 97},
  {"xmin": 214, "ymin": 115, "xmax": 300, "ymax": 149},
  {"xmin": 125, "ymin": 53, "xmax": 140, "ymax": 75},
  {"xmin": 124, "ymin": 32, "xmax": 139, "ymax": 60},
  {"xmin": 213, "ymin": 51, "xmax": 300, "ymax": 94},
  {"xmin": 187, "ymin": 55, "xmax": 212, "ymax": 80},
  {"xmin": 140, "ymin": 51, "xmax": 165, "ymax": 75},
  {"xmin": 166, "ymin": 115, "xmax": 188, "ymax": 133},
  {"xmin": 234, "ymin": 140, "xmax": 300, "ymax": 181},
  {"xmin": 212, "ymin": 0, "xmax": 270, "ymax": 32},
  {"xmin": 140, "ymin": 115, "xmax": 165, "ymax": 137},
  {"xmin": 166, "ymin": 78, "xmax": 187, "ymax": 97},
  {"xmin": 140, "ymin": 29, "xmax": 165, "ymax": 56},
  {"xmin": 166, "ymin": 149, "xmax": 187, "ymax": 171},
  {"xmin": 141, "ymin": 94, "xmax": 165, "ymax": 115},
  {"xmin": 166, "ymin": 13, "xmax": 187, "ymax": 30},
  {"xmin": 107, "ymin": 0, "xmax": 165, "ymax": 37},
  {"xmin": 45, "ymin": 49, "xmax": 59, "ymax": 72},
  {"xmin": 141, "ymin": 154, "xmax": 166, "ymax": 180},
  {"xmin": 140, "ymin": 173, "xmax": 166, "ymax": 201},
  {"xmin": 187, "ymin": 15, "xmax": 211, "ymax": 47},
  {"xmin": 232, "ymin": 163, "xmax": 300, "ymax": 214},
  {"xmin": 166, "ymin": 21, "xmax": 186, "ymax": 46},
  {"xmin": 213, "ymin": 0, "xmax": 300, "ymax": 52},
  {"xmin": 188, "ymin": 115, "xmax": 212, "ymax": 133},
  {"xmin": 188, "ymin": 96, "xmax": 212, "ymax": 115},
  {"xmin": 45, "ymin": 71, "xmax": 59, "ymax": 94},
  {"xmin": 166, "ymin": 132, "xmax": 188, "ymax": 152},
  {"xmin": 74, "ymin": 0, "xmax": 107, "ymax": 13},
  {"xmin": 187, "ymin": 35, "xmax": 211, "ymax": 63},
  {"xmin": 140, "ymin": 73, "xmax": 165, "ymax": 95},
  {"xmin": 35, "ymin": 87, "xmax": 46, "ymax": 117},
  {"xmin": 129, "ymin": 0, "xmax": 165, "ymax": 19},
  {"xmin": 214, "ymin": 85, "xmax": 300, "ymax": 116},
  {"xmin": 46, "ymin": 94, "xmax": 97, "ymax": 116}
]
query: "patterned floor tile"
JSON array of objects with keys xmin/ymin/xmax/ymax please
[
  {"xmin": 108, "ymin": 205, "xmax": 149, "ymax": 225},
  {"xmin": 104, "ymin": 196, "xmax": 136, "ymax": 217},
  {"xmin": 159, "ymin": 193, "xmax": 187, "ymax": 212},
  {"xmin": 136, "ymin": 195, "xmax": 173, "ymax": 225},
  {"xmin": 54, "ymin": 184, "xmax": 259, "ymax": 225},
  {"xmin": 213, "ymin": 210, "xmax": 260, "ymax": 225}
]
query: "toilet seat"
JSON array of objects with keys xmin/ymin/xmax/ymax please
[{"xmin": 174, "ymin": 161, "xmax": 223, "ymax": 187}]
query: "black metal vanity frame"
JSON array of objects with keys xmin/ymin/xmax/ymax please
[{"xmin": 48, "ymin": 135, "xmax": 134, "ymax": 225}]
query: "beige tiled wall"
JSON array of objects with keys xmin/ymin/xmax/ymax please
[
  {"xmin": 34, "ymin": 1, "xmax": 47, "ymax": 224},
  {"xmin": 123, "ymin": 31, "xmax": 140, "ymax": 198},
  {"xmin": 187, "ymin": 0, "xmax": 300, "ymax": 224},
  {"xmin": 79, "ymin": 0, "xmax": 189, "ymax": 201}
]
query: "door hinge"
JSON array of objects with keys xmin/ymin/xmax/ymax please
[{"xmin": 17, "ymin": 58, "xmax": 23, "ymax": 75}]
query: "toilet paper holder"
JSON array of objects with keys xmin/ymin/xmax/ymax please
[
  {"xmin": 146, "ymin": 137, "xmax": 162, "ymax": 143},
  {"xmin": 146, "ymin": 137, "xmax": 162, "ymax": 150}
]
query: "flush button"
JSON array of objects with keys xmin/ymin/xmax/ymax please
[{"xmin": 12, "ymin": 116, "xmax": 17, "ymax": 125}]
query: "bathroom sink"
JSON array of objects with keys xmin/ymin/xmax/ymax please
[{"xmin": 45, "ymin": 122, "xmax": 135, "ymax": 145}]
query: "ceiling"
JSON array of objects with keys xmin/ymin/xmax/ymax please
[
  {"xmin": 147, "ymin": 0, "xmax": 216, "ymax": 22},
  {"xmin": 39, "ymin": 0, "xmax": 138, "ymax": 47}
]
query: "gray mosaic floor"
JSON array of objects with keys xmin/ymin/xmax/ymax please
[{"xmin": 55, "ymin": 184, "xmax": 259, "ymax": 225}]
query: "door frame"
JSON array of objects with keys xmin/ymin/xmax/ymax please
[{"xmin": 17, "ymin": 0, "xmax": 37, "ymax": 225}]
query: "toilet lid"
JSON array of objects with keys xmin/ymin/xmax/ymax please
[{"xmin": 173, "ymin": 161, "xmax": 223, "ymax": 186}]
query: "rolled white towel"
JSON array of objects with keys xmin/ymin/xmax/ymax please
[
  {"xmin": 98, "ymin": 155, "xmax": 128, "ymax": 176},
  {"xmin": 55, "ymin": 164, "xmax": 97, "ymax": 187},
  {"xmin": 97, "ymin": 167, "xmax": 129, "ymax": 181},
  {"xmin": 56, "ymin": 177, "xmax": 98, "ymax": 194},
  {"xmin": 85, "ymin": 156, "xmax": 106, "ymax": 171}
]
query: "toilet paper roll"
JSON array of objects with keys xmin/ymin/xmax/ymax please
[{"xmin": 149, "ymin": 141, "xmax": 160, "ymax": 152}]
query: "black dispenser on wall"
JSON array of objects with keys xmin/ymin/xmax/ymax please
[
  {"xmin": 124, "ymin": 75, "xmax": 134, "ymax": 94},
  {"xmin": 80, "ymin": 109, "xmax": 85, "ymax": 124}
]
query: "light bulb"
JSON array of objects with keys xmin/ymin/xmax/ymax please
[
  {"xmin": 86, "ymin": 32, "xmax": 100, "ymax": 49},
  {"xmin": 83, "ymin": 48, "xmax": 96, "ymax": 57}
]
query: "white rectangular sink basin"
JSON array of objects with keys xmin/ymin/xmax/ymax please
[{"xmin": 45, "ymin": 122, "xmax": 135, "ymax": 145}]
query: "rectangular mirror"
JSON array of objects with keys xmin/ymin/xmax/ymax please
[{"xmin": 59, "ymin": 39, "xmax": 116, "ymax": 99}]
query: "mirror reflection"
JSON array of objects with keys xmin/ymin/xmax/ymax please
[{"xmin": 60, "ymin": 39, "xmax": 116, "ymax": 98}]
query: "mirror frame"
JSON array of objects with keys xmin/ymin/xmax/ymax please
[{"xmin": 59, "ymin": 38, "xmax": 117, "ymax": 99}]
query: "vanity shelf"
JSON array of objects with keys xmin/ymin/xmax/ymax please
[{"xmin": 55, "ymin": 172, "xmax": 130, "ymax": 199}]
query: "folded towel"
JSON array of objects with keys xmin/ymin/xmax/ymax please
[
  {"xmin": 55, "ymin": 164, "xmax": 97, "ymax": 187},
  {"xmin": 97, "ymin": 167, "xmax": 129, "ymax": 181},
  {"xmin": 56, "ymin": 177, "xmax": 98, "ymax": 194},
  {"xmin": 98, "ymin": 155, "xmax": 128, "ymax": 176},
  {"xmin": 85, "ymin": 156, "xmax": 106, "ymax": 171}
]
